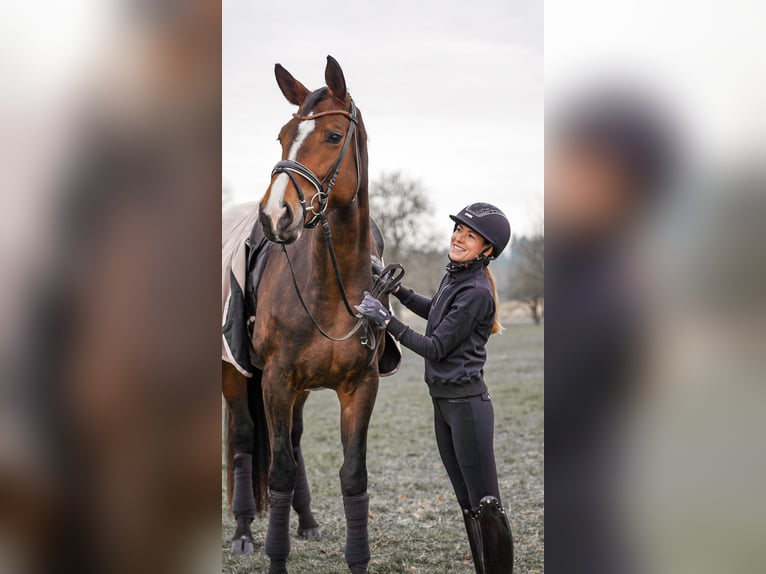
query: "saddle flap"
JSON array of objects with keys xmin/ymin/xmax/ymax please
[{"xmin": 378, "ymin": 330, "xmax": 402, "ymax": 377}]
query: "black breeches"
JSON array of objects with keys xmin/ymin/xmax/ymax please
[{"xmin": 433, "ymin": 392, "xmax": 501, "ymax": 511}]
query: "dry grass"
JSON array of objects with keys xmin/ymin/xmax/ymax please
[{"xmin": 223, "ymin": 323, "xmax": 543, "ymax": 573}]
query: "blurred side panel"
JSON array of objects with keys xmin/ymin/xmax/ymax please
[
  {"xmin": 0, "ymin": 1, "xmax": 222, "ymax": 573},
  {"xmin": 546, "ymin": 1, "xmax": 766, "ymax": 573}
]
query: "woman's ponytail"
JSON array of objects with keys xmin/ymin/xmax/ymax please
[{"xmin": 483, "ymin": 266, "xmax": 503, "ymax": 335}]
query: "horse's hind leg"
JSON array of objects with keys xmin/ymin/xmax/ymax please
[
  {"xmin": 222, "ymin": 362, "xmax": 256, "ymax": 554},
  {"xmin": 291, "ymin": 391, "xmax": 321, "ymax": 540},
  {"xmin": 337, "ymin": 373, "xmax": 379, "ymax": 574}
]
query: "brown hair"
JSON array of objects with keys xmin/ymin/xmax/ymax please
[{"xmin": 483, "ymin": 266, "xmax": 503, "ymax": 335}]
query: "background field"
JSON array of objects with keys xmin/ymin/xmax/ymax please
[{"xmin": 223, "ymin": 323, "xmax": 544, "ymax": 573}]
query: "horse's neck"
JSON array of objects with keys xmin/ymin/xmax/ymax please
[{"xmin": 309, "ymin": 201, "xmax": 370, "ymax": 294}]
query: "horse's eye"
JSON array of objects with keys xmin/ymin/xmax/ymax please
[{"xmin": 325, "ymin": 131, "xmax": 343, "ymax": 144}]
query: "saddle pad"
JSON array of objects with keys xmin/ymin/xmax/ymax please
[{"xmin": 222, "ymin": 202, "xmax": 263, "ymax": 376}]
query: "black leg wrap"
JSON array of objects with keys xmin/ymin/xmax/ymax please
[
  {"xmin": 265, "ymin": 489, "xmax": 293, "ymax": 562},
  {"xmin": 232, "ymin": 453, "xmax": 256, "ymax": 520},
  {"xmin": 463, "ymin": 508, "xmax": 486, "ymax": 573},
  {"xmin": 477, "ymin": 496, "xmax": 514, "ymax": 573},
  {"xmin": 343, "ymin": 492, "xmax": 370, "ymax": 571},
  {"xmin": 292, "ymin": 448, "xmax": 311, "ymax": 513}
]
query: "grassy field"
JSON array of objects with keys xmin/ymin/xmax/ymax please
[{"xmin": 222, "ymin": 323, "xmax": 544, "ymax": 573}]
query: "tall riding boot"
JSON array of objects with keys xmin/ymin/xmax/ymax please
[
  {"xmin": 462, "ymin": 507, "xmax": 486, "ymax": 573},
  {"xmin": 477, "ymin": 496, "xmax": 514, "ymax": 573}
]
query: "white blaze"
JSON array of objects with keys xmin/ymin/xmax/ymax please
[{"xmin": 263, "ymin": 119, "xmax": 316, "ymax": 229}]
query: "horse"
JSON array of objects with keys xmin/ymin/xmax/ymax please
[{"xmin": 223, "ymin": 56, "xmax": 392, "ymax": 574}]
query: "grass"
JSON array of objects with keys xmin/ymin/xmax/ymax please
[{"xmin": 223, "ymin": 323, "xmax": 544, "ymax": 573}]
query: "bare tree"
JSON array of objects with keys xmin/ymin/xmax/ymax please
[
  {"xmin": 369, "ymin": 172, "xmax": 434, "ymax": 263},
  {"xmin": 370, "ymin": 172, "xmax": 437, "ymax": 315},
  {"xmin": 506, "ymin": 235, "xmax": 544, "ymax": 324}
]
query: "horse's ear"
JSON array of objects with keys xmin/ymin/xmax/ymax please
[
  {"xmin": 325, "ymin": 55, "xmax": 347, "ymax": 101},
  {"xmin": 275, "ymin": 64, "xmax": 310, "ymax": 106}
]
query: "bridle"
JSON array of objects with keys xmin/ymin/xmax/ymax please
[
  {"xmin": 269, "ymin": 98, "xmax": 403, "ymax": 347},
  {"xmin": 271, "ymin": 99, "xmax": 360, "ymax": 230}
]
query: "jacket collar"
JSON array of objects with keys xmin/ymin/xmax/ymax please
[{"xmin": 445, "ymin": 257, "xmax": 487, "ymax": 278}]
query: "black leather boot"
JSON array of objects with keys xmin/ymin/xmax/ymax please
[
  {"xmin": 477, "ymin": 496, "xmax": 514, "ymax": 573},
  {"xmin": 462, "ymin": 507, "xmax": 486, "ymax": 573}
]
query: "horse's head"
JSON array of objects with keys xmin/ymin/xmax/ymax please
[{"xmin": 259, "ymin": 56, "xmax": 365, "ymax": 244}]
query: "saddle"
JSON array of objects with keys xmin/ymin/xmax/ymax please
[{"xmin": 221, "ymin": 203, "xmax": 401, "ymax": 377}]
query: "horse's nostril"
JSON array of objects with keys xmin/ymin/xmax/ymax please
[
  {"xmin": 259, "ymin": 209, "xmax": 277, "ymax": 238},
  {"xmin": 277, "ymin": 205, "xmax": 294, "ymax": 231}
]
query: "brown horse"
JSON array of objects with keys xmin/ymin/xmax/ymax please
[{"xmin": 223, "ymin": 56, "xmax": 388, "ymax": 574}]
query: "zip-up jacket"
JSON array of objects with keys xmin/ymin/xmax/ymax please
[{"xmin": 387, "ymin": 262, "xmax": 495, "ymax": 398}]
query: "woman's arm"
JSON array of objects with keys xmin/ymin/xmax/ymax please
[
  {"xmin": 393, "ymin": 286, "xmax": 433, "ymax": 320},
  {"xmin": 387, "ymin": 290, "xmax": 493, "ymax": 361}
]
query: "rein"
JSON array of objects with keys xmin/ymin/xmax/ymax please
[
  {"xmin": 271, "ymin": 98, "xmax": 402, "ymax": 346},
  {"xmin": 282, "ymin": 241, "xmax": 404, "ymax": 348}
]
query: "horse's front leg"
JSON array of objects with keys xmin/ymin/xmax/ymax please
[
  {"xmin": 263, "ymin": 376, "xmax": 298, "ymax": 574},
  {"xmin": 222, "ymin": 362, "xmax": 256, "ymax": 554},
  {"xmin": 291, "ymin": 391, "xmax": 321, "ymax": 540},
  {"xmin": 337, "ymin": 372, "xmax": 379, "ymax": 574}
]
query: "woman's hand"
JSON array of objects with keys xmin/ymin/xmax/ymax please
[{"xmin": 354, "ymin": 292, "xmax": 392, "ymax": 327}]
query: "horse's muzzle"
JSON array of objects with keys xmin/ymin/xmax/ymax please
[{"xmin": 259, "ymin": 204, "xmax": 302, "ymax": 244}]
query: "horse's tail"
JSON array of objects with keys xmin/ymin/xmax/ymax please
[
  {"xmin": 225, "ymin": 370, "xmax": 270, "ymax": 513},
  {"xmin": 247, "ymin": 371, "xmax": 271, "ymax": 512}
]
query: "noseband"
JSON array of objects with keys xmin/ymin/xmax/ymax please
[{"xmin": 271, "ymin": 99, "xmax": 359, "ymax": 229}]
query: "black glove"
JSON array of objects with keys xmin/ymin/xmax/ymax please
[
  {"xmin": 370, "ymin": 255, "xmax": 403, "ymax": 295},
  {"xmin": 354, "ymin": 292, "xmax": 392, "ymax": 327}
]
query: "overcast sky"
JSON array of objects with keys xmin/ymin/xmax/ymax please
[{"xmin": 223, "ymin": 0, "xmax": 543, "ymax": 243}]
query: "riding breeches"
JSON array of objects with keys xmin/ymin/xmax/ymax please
[{"xmin": 432, "ymin": 392, "xmax": 501, "ymax": 511}]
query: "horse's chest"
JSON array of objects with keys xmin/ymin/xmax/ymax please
[{"xmin": 274, "ymin": 337, "xmax": 372, "ymax": 389}]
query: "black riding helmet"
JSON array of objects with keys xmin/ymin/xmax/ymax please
[{"xmin": 449, "ymin": 203, "xmax": 511, "ymax": 260}]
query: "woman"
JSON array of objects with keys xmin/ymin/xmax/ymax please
[{"xmin": 356, "ymin": 203, "xmax": 514, "ymax": 573}]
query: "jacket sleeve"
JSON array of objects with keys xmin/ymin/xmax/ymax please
[
  {"xmin": 393, "ymin": 286, "xmax": 433, "ymax": 320},
  {"xmin": 387, "ymin": 288, "xmax": 493, "ymax": 361}
]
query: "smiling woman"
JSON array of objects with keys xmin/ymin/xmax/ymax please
[
  {"xmin": 355, "ymin": 202, "xmax": 514, "ymax": 572},
  {"xmin": 449, "ymin": 223, "xmax": 493, "ymax": 262}
]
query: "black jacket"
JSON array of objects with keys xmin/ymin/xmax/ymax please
[{"xmin": 387, "ymin": 262, "xmax": 495, "ymax": 398}]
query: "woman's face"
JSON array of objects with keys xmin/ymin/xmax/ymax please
[{"xmin": 449, "ymin": 223, "xmax": 491, "ymax": 262}]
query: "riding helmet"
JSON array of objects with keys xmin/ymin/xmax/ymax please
[{"xmin": 449, "ymin": 203, "xmax": 511, "ymax": 259}]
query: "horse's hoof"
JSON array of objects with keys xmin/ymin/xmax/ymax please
[
  {"xmin": 230, "ymin": 535, "xmax": 255, "ymax": 554},
  {"xmin": 349, "ymin": 567, "xmax": 367, "ymax": 574},
  {"xmin": 268, "ymin": 560, "xmax": 288, "ymax": 574},
  {"xmin": 297, "ymin": 526, "xmax": 321, "ymax": 540}
]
